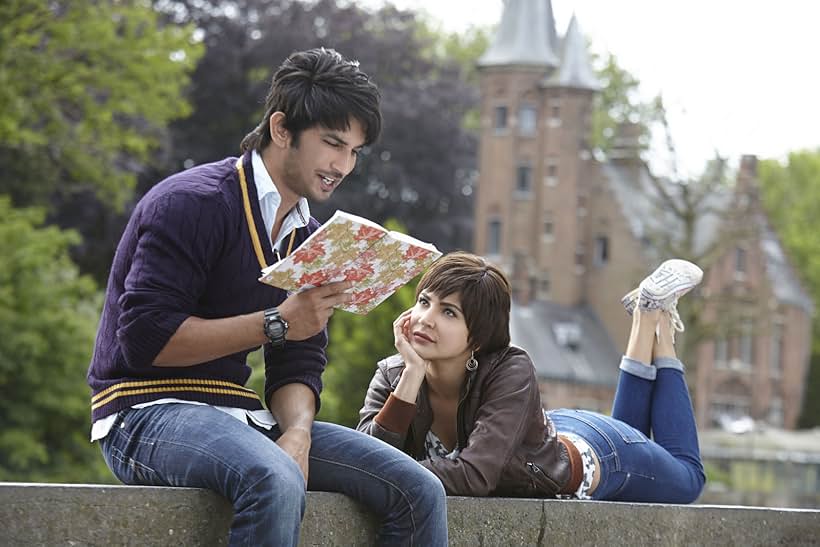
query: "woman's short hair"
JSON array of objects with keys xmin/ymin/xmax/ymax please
[
  {"xmin": 240, "ymin": 47, "xmax": 382, "ymax": 152},
  {"xmin": 415, "ymin": 252, "xmax": 511, "ymax": 355}
]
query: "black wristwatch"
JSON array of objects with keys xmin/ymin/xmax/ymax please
[{"xmin": 263, "ymin": 307, "xmax": 288, "ymax": 347}]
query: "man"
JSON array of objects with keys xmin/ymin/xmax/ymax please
[{"xmin": 87, "ymin": 48, "xmax": 447, "ymax": 546}]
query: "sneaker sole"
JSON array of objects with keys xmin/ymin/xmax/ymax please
[{"xmin": 639, "ymin": 260, "xmax": 703, "ymax": 311}]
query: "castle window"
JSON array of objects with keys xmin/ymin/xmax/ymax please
[
  {"xmin": 515, "ymin": 164, "xmax": 532, "ymax": 196},
  {"xmin": 577, "ymin": 194, "xmax": 588, "ymax": 217},
  {"xmin": 770, "ymin": 321, "xmax": 784, "ymax": 378},
  {"xmin": 548, "ymin": 99, "xmax": 561, "ymax": 128},
  {"xmin": 593, "ymin": 236, "xmax": 609, "ymax": 266},
  {"xmin": 735, "ymin": 247, "xmax": 747, "ymax": 277},
  {"xmin": 543, "ymin": 212, "xmax": 554, "ymax": 240},
  {"xmin": 518, "ymin": 105, "xmax": 537, "ymax": 136},
  {"xmin": 545, "ymin": 161, "xmax": 558, "ymax": 186},
  {"xmin": 739, "ymin": 319, "xmax": 755, "ymax": 366},
  {"xmin": 714, "ymin": 337, "xmax": 728, "ymax": 367},
  {"xmin": 487, "ymin": 219, "xmax": 502, "ymax": 255},
  {"xmin": 575, "ymin": 243, "xmax": 585, "ymax": 266},
  {"xmin": 538, "ymin": 271, "xmax": 551, "ymax": 297},
  {"xmin": 493, "ymin": 105, "xmax": 508, "ymax": 132}
]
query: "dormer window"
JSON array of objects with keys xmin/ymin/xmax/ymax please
[{"xmin": 553, "ymin": 322, "xmax": 581, "ymax": 352}]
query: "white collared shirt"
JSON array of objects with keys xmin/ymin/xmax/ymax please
[{"xmin": 251, "ymin": 150, "xmax": 311, "ymax": 251}]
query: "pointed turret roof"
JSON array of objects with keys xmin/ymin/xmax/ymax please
[
  {"xmin": 478, "ymin": 0, "xmax": 560, "ymax": 68},
  {"xmin": 544, "ymin": 14, "xmax": 601, "ymax": 90}
]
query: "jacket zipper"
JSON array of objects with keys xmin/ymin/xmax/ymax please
[{"xmin": 455, "ymin": 372, "xmax": 475, "ymax": 450}]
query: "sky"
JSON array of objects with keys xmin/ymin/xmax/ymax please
[{"xmin": 359, "ymin": 0, "xmax": 820, "ymax": 178}]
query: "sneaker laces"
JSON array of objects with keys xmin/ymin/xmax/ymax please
[
  {"xmin": 664, "ymin": 300, "xmax": 684, "ymax": 344},
  {"xmin": 668, "ymin": 300, "xmax": 685, "ymax": 333}
]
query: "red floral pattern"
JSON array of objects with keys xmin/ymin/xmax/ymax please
[
  {"xmin": 343, "ymin": 262, "xmax": 375, "ymax": 282},
  {"xmin": 292, "ymin": 242, "xmax": 326, "ymax": 265},
  {"xmin": 298, "ymin": 270, "xmax": 331, "ymax": 287},
  {"xmin": 404, "ymin": 246, "xmax": 432, "ymax": 261},
  {"xmin": 354, "ymin": 225, "xmax": 385, "ymax": 243}
]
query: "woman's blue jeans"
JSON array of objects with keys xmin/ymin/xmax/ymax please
[
  {"xmin": 100, "ymin": 403, "xmax": 448, "ymax": 546},
  {"xmin": 548, "ymin": 356, "xmax": 706, "ymax": 503}
]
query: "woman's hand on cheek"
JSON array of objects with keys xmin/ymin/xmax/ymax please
[
  {"xmin": 393, "ymin": 308, "xmax": 427, "ymax": 373},
  {"xmin": 393, "ymin": 308, "xmax": 413, "ymax": 344}
]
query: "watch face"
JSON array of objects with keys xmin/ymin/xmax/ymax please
[
  {"xmin": 266, "ymin": 321, "xmax": 283, "ymax": 337},
  {"xmin": 265, "ymin": 311, "xmax": 286, "ymax": 345}
]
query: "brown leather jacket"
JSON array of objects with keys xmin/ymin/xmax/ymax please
[{"xmin": 356, "ymin": 345, "xmax": 572, "ymax": 497}]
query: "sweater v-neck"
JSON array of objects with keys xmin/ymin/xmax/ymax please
[{"xmin": 241, "ymin": 151, "xmax": 279, "ymax": 268}]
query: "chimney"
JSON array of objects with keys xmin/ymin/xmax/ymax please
[
  {"xmin": 735, "ymin": 154, "xmax": 760, "ymax": 211},
  {"xmin": 609, "ymin": 122, "xmax": 644, "ymax": 163}
]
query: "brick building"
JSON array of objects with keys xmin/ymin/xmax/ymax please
[{"xmin": 473, "ymin": 0, "xmax": 813, "ymax": 428}]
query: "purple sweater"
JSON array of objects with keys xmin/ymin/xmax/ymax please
[{"xmin": 87, "ymin": 152, "xmax": 325, "ymax": 422}]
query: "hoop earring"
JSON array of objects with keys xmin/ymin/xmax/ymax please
[{"xmin": 465, "ymin": 351, "xmax": 478, "ymax": 372}]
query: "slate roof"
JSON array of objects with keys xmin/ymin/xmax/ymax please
[
  {"xmin": 543, "ymin": 15, "xmax": 601, "ymax": 91},
  {"xmin": 478, "ymin": 0, "xmax": 560, "ymax": 68},
  {"xmin": 760, "ymin": 219, "xmax": 815, "ymax": 314},
  {"xmin": 602, "ymin": 162, "xmax": 814, "ymax": 315},
  {"xmin": 510, "ymin": 300, "xmax": 621, "ymax": 385}
]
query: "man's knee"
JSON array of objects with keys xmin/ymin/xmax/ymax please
[
  {"xmin": 238, "ymin": 459, "xmax": 306, "ymax": 511},
  {"xmin": 412, "ymin": 466, "xmax": 447, "ymax": 509}
]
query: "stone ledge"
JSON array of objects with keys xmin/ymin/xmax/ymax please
[{"xmin": 1, "ymin": 482, "xmax": 818, "ymax": 546}]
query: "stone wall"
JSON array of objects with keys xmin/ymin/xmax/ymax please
[{"xmin": 2, "ymin": 483, "xmax": 819, "ymax": 546}]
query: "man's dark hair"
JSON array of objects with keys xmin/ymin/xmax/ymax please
[
  {"xmin": 415, "ymin": 252, "xmax": 512, "ymax": 355},
  {"xmin": 240, "ymin": 48, "xmax": 382, "ymax": 152}
]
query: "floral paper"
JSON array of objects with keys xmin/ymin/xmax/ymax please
[{"xmin": 259, "ymin": 211, "xmax": 441, "ymax": 314}]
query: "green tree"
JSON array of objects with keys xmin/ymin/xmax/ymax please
[
  {"xmin": 0, "ymin": 0, "xmax": 202, "ymax": 208},
  {"xmin": 152, "ymin": 0, "xmax": 478, "ymax": 254},
  {"xmin": 318, "ymin": 221, "xmax": 419, "ymax": 427},
  {"xmin": 759, "ymin": 149, "xmax": 820, "ymax": 428},
  {"xmin": 590, "ymin": 53, "xmax": 666, "ymax": 155},
  {"xmin": 0, "ymin": 197, "xmax": 110, "ymax": 482}
]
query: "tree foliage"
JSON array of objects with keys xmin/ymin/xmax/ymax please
[
  {"xmin": 759, "ymin": 149, "xmax": 820, "ymax": 427},
  {"xmin": 590, "ymin": 53, "xmax": 666, "ymax": 155},
  {"xmin": 0, "ymin": 197, "xmax": 111, "ymax": 482},
  {"xmin": 152, "ymin": 0, "xmax": 478, "ymax": 254},
  {"xmin": 0, "ymin": 0, "xmax": 202, "ymax": 209}
]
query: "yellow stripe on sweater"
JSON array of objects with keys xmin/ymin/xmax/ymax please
[
  {"xmin": 91, "ymin": 385, "xmax": 261, "ymax": 411},
  {"xmin": 91, "ymin": 377, "xmax": 257, "ymax": 403}
]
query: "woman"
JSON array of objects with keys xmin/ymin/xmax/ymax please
[{"xmin": 357, "ymin": 252, "xmax": 706, "ymax": 502}]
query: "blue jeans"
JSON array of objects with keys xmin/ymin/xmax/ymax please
[
  {"xmin": 548, "ymin": 356, "xmax": 706, "ymax": 503},
  {"xmin": 100, "ymin": 404, "xmax": 447, "ymax": 546}
]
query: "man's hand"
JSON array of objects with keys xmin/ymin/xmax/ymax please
[
  {"xmin": 278, "ymin": 281, "xmax": 352, "ymax": 341},
  {"xmin": 276, "ymin": 426, "xmax": 312, "ymax": 484}
]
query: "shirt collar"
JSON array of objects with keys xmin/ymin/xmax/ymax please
[{"xmin": 251, "ymin": 150, "xmax": 310, "ymax": 241}]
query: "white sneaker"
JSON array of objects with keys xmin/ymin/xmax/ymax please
[
  {"xmin": 621, "ymin": 259, "xmax": 703, "ymax": 335},
  {"xmin": 620, "ymin": 287, "xmax": 641, "ymax": 315}
]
